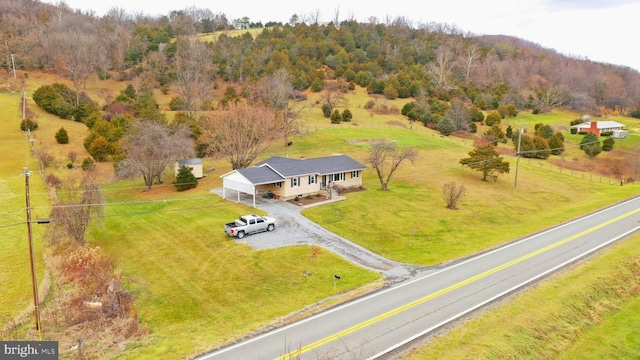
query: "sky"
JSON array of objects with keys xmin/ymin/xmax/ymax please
[{"xmin": 47, "ymin": 0, "xmax": 640, "ymax": 72}]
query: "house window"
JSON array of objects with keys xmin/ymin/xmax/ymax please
[
  {"xmin": 332, "ymin": 173, "xmax": 345, "ymax": 182},
  {"xmin": 351, "ymin": 171, "xmax": 359, "ymax": 178},
  {"xmin": 274, "ymin": 182, "xmax": 282, "ymax": 188},
  {"xmin": 291, "ymin": 177, "xmax": 300, "ymax": 187},
  {"xmin": 309, "ymin": 175, "xmax": 317, "ymax": 185}
]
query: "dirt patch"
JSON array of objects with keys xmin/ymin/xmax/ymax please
[{"xmin": 348, "ymin": 138, "xmax": 396, "ymax": 144}]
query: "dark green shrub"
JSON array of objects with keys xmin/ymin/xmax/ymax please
[
  {"xmin": 580, "ymin": 133, "xmax": 602, "ymax": 158},
  {"xmin": 322, "ymin": 104, "xmax": 332, "ymax": 118},
  {"xmin": 20, "ymin": 118, "xmax": 38, "ymax": 131},
  {"xmin": 32, "ymin": 83, "xmax": 76, "ymax": 119},
  {"xmin": 86, "ymin": 136, "xmax": 113, "ymax": 162},
  {"xmin": 436, "ymin": 118, "xmax": 455, "ymax": 136},
  {"xmin": 310, "ymin": 77, "xmax": 323, "ymax": 92},
  {"xmin": 602, "ymin": 137, "xmax": 615, "ymax": 151},
  {"xmin": 55, "ymin": 127, "xmax": 69, "ymax": 144},
  {"xmin": 330, "ymin": 110, "xmax": 342, "ymax": 124},
  {"xmin": 81, "ymin": 157, "xmax": 95, "ymax": 171},
  {"xmin": 485, "ymin": 111, "xmax": 502, "ymax": 126},
  {"xmin": 469, "ymin": 107, "xmax": 484, "ymax": 122},
  {"xmin": 67, "ymin": 162, "xmax": 73, "ymax": 169},
  {"xmin": 341, "ymin": 109, "xmax": 353, "ymax": 122},
  {"xmin": 173, "ymin": 165, "xmax": 198, "ymax": 191}
]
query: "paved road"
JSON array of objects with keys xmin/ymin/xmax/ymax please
[{"xmin": 202, "ymin": 190, "xmax": 640, "ymax": 360}]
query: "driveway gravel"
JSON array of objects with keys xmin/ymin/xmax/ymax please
[{"xmin": 212, "ymin": 188, "xmax": 429, "ymax": 284}]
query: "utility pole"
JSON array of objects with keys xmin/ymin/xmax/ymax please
[
  {"xmin": 514, "ymin": 121, "xmax": 527, "ymax": 188},
  {"xmin": 24, "ymin": 165, "xmax": 42, "ymax": 341},
  {"xmin": 23, "ymin": 124, "xmax": 42, "ymax": 340}
]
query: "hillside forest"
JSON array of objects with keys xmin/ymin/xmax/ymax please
[{"xmin": 4, "ymin": 1, "xmax": 640, "ymax": 121}]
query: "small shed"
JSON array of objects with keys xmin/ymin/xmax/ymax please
[
  {"xmin": 612, "ymin": 129, "xmax": 628, "ymax": 139},
  {"xmin": 175, "ymin": 158, "xmax": 203, "ymax": 179}
]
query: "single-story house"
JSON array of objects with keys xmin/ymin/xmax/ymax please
[
  {"xmin": 175, "ymin": 158, "xmax": 204, "ymax": 179},
  {"xmin": 571, "ymin": 121, "xmax": 625, "ymax": 136},
  {"xmin": 220, "ymin": 155, "xmax": 366, "ymax": 207}
]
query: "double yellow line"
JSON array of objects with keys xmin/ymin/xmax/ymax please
[{"xmin": 277, "ymin": 206, "xmax": 640, "ymax": 359}]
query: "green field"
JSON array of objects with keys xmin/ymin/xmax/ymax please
[{"xmin": 0, "ymin": 92, "xmax": 49, "ymax": 328}]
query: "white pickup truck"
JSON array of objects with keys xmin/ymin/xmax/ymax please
[{"xmin": 224, "ymin": 214, "xmax": 276, "ymax": 239}]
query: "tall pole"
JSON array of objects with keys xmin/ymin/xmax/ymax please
[
  {"xmin": 514, "ymin": 127, "xmax": 523, "ymax": 188},
  {"xmin": 24, "ymin": 166, "xmax": 42, "ymax": 341}
]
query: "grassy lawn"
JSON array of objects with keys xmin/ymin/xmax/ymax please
[
  {"xmin": 300, "ymin": 127, "xmax": 639, "ymax": 265},
  {"xmin": 402, "ymin": 234, "xmax": 640, "ymax": 360},
  {"xmin": 88, "ymin": 177, "xmax": 381, "ymax": 359},
  {"xmin": 0, "ymin": 92, "xmax": 49, "ymax": 326}
]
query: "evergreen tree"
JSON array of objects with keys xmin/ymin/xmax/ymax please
[
  {"xmin": 55, "ymin": 127, "xmax": 69, "ymax": 144},
  {"xmin": 436, "ymin": 117, "xmax": 455, "ymax": 136},
  {"xmin": 580, "ymin": 133, "xmax": 602, "ymax": 158},
  {"xmin": 330, "ymin": 110, "xmax": 342, "ymax": 124},
  {"xmin": 548, "ymin": 133, "xmax": 565, "ymax": 155},
  {"xmin": 602, "ymin": 137, "xmax": 615, "ymax": 151},
  {"xmin": 460, "ymin": 144, "xmax": 510, "ymax": 181},
  {"xmin": 174, "ymin": 165, "xmax": 198, "ymax": 191},
  {"xmin": 341, "ymin": 109, "xmax": 353, "ymax": 122}
]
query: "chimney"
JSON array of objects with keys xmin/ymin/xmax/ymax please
[{"xmin": 590, "ymin": 121, "xmax": 598, "ymax": 134}]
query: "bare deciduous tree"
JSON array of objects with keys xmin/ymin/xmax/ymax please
[
  {"xmin": 173, "ymin": 37, "xmax": 215, "ymax": 119},
  {"xmin": 116, "ymin": 120, "xmax": 195, "ymax": 190},
  {"xmin": 463, "ymin": 44, "xmax": 480, "ymax": 83},
  {"xmin": 535, "ymin": 85, "xmax": 569, "ymax": 113},
  {"xmin": 428, "ymin": 50, "xmax": 455, "ymax": 92},
  {"xmin": 368, "ymin": 143, "xmax": 418, "ymax": 191},
  {"xmin": 249, "ymin": 68, "xmax": 305, "ymax": 147},
  {"xmin": 49, "ymin": 174, "xmax": 104, "ymax": 244},
  {"xmin": 442, "ymin": 182, "xmax": 466, "ymax": 210},
  {"xmin": 50, "ymin": 15, "xmax": 105, "ymax": 104},
  {"xmin": 200, "ymin": 102, "xmax": 283, "ymax": 169},
  {"xmin": 320, "ymin": 81, "xmax": 349, "ymax": 116}
]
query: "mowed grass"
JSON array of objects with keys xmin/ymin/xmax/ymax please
[
  {"xmin": 88, "ymin": 177, "xmax": 381, "ymax": 359},
  {"xmin": 0, "ymin": 92, "xmax": 49, "ymax": 325},
  {"xmin": 300, "ymin": 127, "xmax": 639, "ymax": 265},
  {"xmin": 401, "ymin": 234, "xmax": 640, "ymax": 360}
]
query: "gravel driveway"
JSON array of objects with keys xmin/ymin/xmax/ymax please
[{"xmin": 212, "ymin": 188, "xmax": 428, "ymax": 284}]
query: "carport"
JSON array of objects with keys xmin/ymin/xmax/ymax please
[{"xmin": 220, "ymin": 166, "xmax": 284, "ymax": 207}]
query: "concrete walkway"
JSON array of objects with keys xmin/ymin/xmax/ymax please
[{"xmin": 212, "ymin": 188, "xmax": 429, "ymax": 284}]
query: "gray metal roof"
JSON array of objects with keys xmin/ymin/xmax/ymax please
[
  {"xmin": 255, "ymin": 155, "xmax": 367, "ymax": 177},
  {"xmin": 236, "ymin": 166, "xmax": 284, "ymax": 185},
  {"xmin": 177, "ymin": 158, "xmax": 203, "ymax": 165}
]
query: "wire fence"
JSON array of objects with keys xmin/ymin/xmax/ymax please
[
  {"xmin": 301, "ymin": 122, "xmax": 624, "ymax": 186},
  {"xmin": 519, "ymin": 156, "xmax": 623, "ymax": 186}
]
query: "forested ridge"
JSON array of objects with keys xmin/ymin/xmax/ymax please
[{"xmin": 3, "ymin": 0, "xmax": 640, "ymax": 118}]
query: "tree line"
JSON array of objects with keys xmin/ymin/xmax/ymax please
[{"xmin": 3, "ymin": 0, "xmax": 640, "ymax": 117}]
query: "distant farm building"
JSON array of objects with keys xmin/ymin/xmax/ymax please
[
  {"xmin": 571, "ymin": 121, "xmax": 625, "ymax": 136},
  {"xmin": 175, "ymin": 158, "xmax": 203, "ymax": 179}
]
